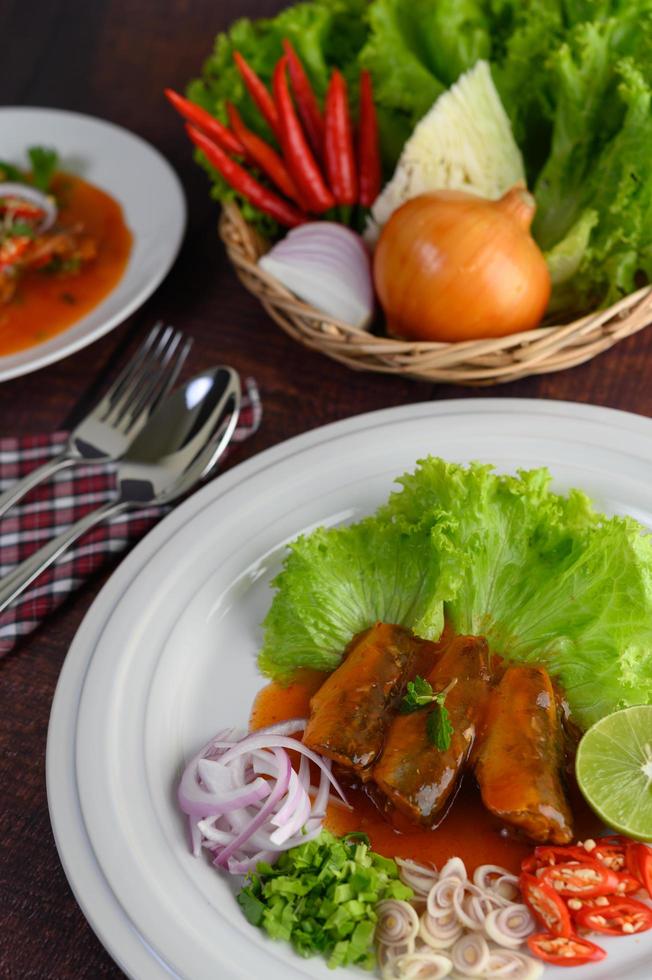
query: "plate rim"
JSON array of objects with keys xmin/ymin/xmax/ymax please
[
  {"xmin": 46, "ymin": 397, "xmax": 652, "ymax": 980},
  {"xmin": 0, "ymin": 105, "xmax": 186, "ymax": 382}
]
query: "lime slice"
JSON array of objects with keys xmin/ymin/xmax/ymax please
[{"xmin": 576, "ymin": 705, "xmax": 652, "ymax": 841}]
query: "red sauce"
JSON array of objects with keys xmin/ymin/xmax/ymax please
[
  {"xmin": 0, "ymin": 173, "xmax": 132, "ymax": 356},
  {"xmin": 250, "ymin": 673, "xmax": 601, "ymax": 875}
]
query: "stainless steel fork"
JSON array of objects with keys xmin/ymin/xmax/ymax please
[{"xmin": 0, "ymin": 322, "xmax": 192, "ymax": 520}]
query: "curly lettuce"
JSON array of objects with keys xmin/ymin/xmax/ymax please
[{"xmin": 260, "ymin": 459, "xmax": 652, "ymax": 730}]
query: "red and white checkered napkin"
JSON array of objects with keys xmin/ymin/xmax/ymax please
[{"xmin": 0, "ymin": 378, "xmax": 262, "ymax": 656}]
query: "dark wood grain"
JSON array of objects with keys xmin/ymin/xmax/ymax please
[{"xmin": 1, "ymin": 2, "xmax": 652, "ymax": 978}]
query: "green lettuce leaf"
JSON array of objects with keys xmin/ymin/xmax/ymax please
[
  {"xmin": 261, "ymin": 458, "xmax": 652, "ymax": 729},
  {"xmin": 259, "ymin": 514, "xmax": 460, "ymax": 682},
  {"xmin": 382, "ymin": 459, "xmax": 652, "ymax": 728}
]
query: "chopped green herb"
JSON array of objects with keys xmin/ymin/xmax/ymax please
[
  {"xmin": 237, "ymin": 830, "xmax": 412, "ymax": 970},
  {"xmin": 2, "ymin": 221, "xmax": 36, "ymax": 241},
  {"xmin": 27, "ymin": 146, "xmax": 58, "ymax": 192},
  {"xmin": 400, "ymin": 675, "xmax": 455, "ymax": 750}
]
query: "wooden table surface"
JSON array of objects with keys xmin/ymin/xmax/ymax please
[{"xmin": 2, "ymin": 1, "xmax": 652, "ymax": 977}]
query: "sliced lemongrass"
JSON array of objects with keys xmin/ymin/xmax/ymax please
[
  {"xmin": 427, "ymin": 877, "xmax": 462, "ymax": 916},
  {"xmin": 378, "ymin": 941, "xmax": 416, "ymax": 980},
  {"xmin": 419, "ymin": 910, "xmax": 464, "ymax": 949},
  {"xmin": 376, "ymin": 900, "xmax": 420, "ymax": 945},
  {"xmin": 484, "ymin": 905, "xmax": 536, "ymax": 948},
  {"xmin": 485, "ymin": 948, "xmax": 544, "ymax": 979},
  {"xmin": 453, "ymin": 883, "xmax": 497, "ymax": 930},
  {"xmin": 439, "ymin": 857, "xmax": 467, "ymax": 881},
  {"xmin": 450, "ymin": 934, "xmax": 490, "ymax": 977},
  {"xmin": 394, "ymin": 951, "xmax": 453, "ymax": 979}
]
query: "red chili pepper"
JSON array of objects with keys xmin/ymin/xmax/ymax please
[
  {"xmin": 615, "ymin": 871, "xmax": 644, "ymax": 894},
  {"xmin": 541, "ymin": 861, "xmax": 620, "ymax": 898},
  {"xmin": 575, "ymin": 896, "xmax": 652, "ymax": 936},
  {"xmin": 272, "ymin": 56, "xmax": 335, "ymax": 214},
  {"xmin": 323, "ymin": 69, "xmax": 357, "ymax": 207},
  {"xmin": 164, "ymin": 89, "xmax": 245, "ymax": 157},
  {"xmin": 232, "ymin": 51, "xmax": 280, "ymax": 140},
  {"xmin": 520, "ymin": 873, "xmax": 573, "ymax": 937},
  {"xmin": 0, "ymin": 235, "xmax": 31, "ymax": 271},
  {"xmin": 587, "ymin": 843, "xmax": 628, "ymax": 873},
  {"xmin": 533, "ymin": 845, "xmax": 586, "ymax": 868},
  {"xmin": 527, "ymin": 932, "xmax": 606, "ymax": 967},
  {"xmin": 626, "ymin": 842, "xmax": 652, "ymax": 897},
  {"xmin": 282, "ymin": 38, "xmax": 324, "ymax": 158},
  {"xmin": 225, "ymin": 102, "xmax": 300, "ymax": 204},
  {"xmin": 185, "ymin": 125, "xmax": 306, "ymax": 228},
  {"xmin": 357, "ymin": 69, "xmax": 382, "ymax": 208}
]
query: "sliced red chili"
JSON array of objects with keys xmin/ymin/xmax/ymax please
[
  {"xmin": 575, "ymin": 896, "xmax": 652, "ymax": 936},
  {"xmin": 185, "ymin": 124, "xmax": 307, "ymax": 228},
  {"xmin": 615, "ymin": 871, "xmax": 644, "ymax": 894},
  {"xmin": 528, "ymin": 932, "xmax": 606, "ymax": 967},
  {"xmin": 627, "ymin": 842, "xmax": 652, "ymax": 898},
  {"xmin": 520, "ymin": 873, "xmax": 572, "ymax": 937},
  {"xmin": 541, "ymin": 860, "xmax": 620, "ymax": 898},
  {"xmin": 164, "ymin": 89, "xmax": 245, "ymax": 157},
  {"xmin": 534, "ymin": 845, "xmax": 585, "ymax": 868}
]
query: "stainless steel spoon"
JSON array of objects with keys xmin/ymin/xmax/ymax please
[{"xmin": 0, "ymin": 366, "xmax": 241, "ymax": 614}]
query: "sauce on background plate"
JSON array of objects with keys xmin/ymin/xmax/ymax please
[
  {"xmin": 0, "ymin": 173, "xmax": 132, "ymax": 356},
  {"xmin": 251, "ymin": 673, "xmax": 601, "ymax": 874}
]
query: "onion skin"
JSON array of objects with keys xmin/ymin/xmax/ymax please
[{"xmin": 373, "ymin": 187, "xmax": 551, "ymax": 342}]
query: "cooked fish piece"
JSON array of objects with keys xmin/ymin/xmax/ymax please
[
  {"xmin": 372, "ymin": 635, "xmax": 492, "ymax": 826},
  {"xmin": 302, "ymin": 622, "xmax": 418, "ymax": 775},
  {"xmin": 474, "ymin": 664, "xmax": 573, "ymax": 844}
]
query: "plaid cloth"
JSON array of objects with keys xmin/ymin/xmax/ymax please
[{"xmin": 0, "ymin": 378, "xmax": 261, "ymax": 656}]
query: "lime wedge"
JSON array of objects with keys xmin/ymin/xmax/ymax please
[{"xmin": 576, "ymin": 705, "xmax": 652, "ymax": 841}]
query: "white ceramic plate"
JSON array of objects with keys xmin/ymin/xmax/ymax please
[
  {"xmin": 47, "ymin": 399, "xmax": 652, "ymax": 980},
  {"xmin": 0, "ymin": 107, "xmax": 186, "ymax": 381}
]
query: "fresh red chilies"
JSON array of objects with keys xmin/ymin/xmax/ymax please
[
  {"xmin": 324, "ymin": 69, "xmax": 357, "ymax": 207},
  {"xmin": 186, "ymin": 124, "xmax": 306, "ymax": 228},
  {"xmin": 282, "ymin": 38, "xmax": 324, "ymax": 159},
  {"xmin": 226, "ymin": 102, "xmax": 300, "ymax": 204},
  {"xmin": 357, "ymin": 69, "xmax": 381, "ymax": 207},
  {"xmin": 232, "ymin": 51, "xmax": 281, "ymax": 140},
  {"xmin": 272, "ymin": 56, "xmax": 335, "ymax": 214},
  {"xmin": 165, "ymin": 89, "xmax": 245, "ymax": 157}
]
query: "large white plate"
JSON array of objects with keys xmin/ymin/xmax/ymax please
[
  {"xmin": 0, "ymin": 107, "xmax": 186, "ymax": 381},
  {"xmin": 47, "ymin": 399, "xmax": 652, "ymax": 980}
]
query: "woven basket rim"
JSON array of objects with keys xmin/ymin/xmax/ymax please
[{"xmin": 218, "ymin": 201, "xmax": 652, "ymax": 385}]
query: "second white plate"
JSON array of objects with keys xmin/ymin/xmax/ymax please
[
  {"xmin": 0, "ymin": 107, "xmax": 186, "ymax": 381},
  {"xmin": 48, "ymin": 398, "xmax": 652, "ymax": 980}
]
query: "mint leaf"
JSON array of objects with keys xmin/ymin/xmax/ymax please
[
  {"xmin": 427, "ymin": 703, "xmax": 454, "ymax": 751},
  {"xmin": 400, "ymin": 675, "xmax": 436, "ymax": 712}
]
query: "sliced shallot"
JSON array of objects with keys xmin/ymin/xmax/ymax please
[
  {"xmin": 376, "ymin": 901, "xmax": 420, "ymax": 945},
  {"xmin": 453, "ymin": 882, "xmax": 497, "ymax": 930},
  {"xmin": 427, "ymin": 877, "xmax": 461, "ymax": 916},
  {"xmin": 178, "ymin": 728, "xmax": 347, "ymax": 874},
  {"xmin": 0, "ymin": 182, "xmax": 57, "ymax": 232},
  {"xmin": 439, "ymin": 856, "xmax": 467, "ymax": 881}
]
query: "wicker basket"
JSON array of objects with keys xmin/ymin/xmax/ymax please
[{"xmin": 219, "ymin": 201, "xmax": 652, "ymax": 385}]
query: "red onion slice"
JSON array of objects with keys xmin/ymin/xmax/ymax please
[{"xmin": 0, "ymin": 182, "xmax": 57, "ymax": 232}]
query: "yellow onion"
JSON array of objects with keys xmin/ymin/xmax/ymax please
[{"xmin": 373, "ymin": 186, "xmax": 550, "ymax": 342}]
